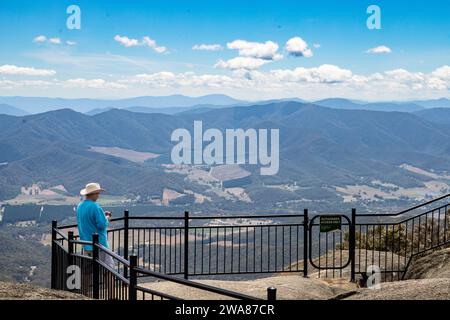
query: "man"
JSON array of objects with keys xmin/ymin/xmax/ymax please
[{"xmin": 77, "ymin": 182, "xmax": 115, "ymax": 268}]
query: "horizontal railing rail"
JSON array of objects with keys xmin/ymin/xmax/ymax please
[
  {"xmin": 356, "ymin": 193, "xmax": 450, "ymax": 217},
  {"xmin": 134, "ymin": 266, "xmax": 263, "ymax": 300}
]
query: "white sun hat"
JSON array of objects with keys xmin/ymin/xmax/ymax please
[{"xmin": 80, "ymin": 182, "xmax": 105, "ymax": 196}]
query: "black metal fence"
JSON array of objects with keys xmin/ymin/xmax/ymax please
[
  {"xmin": 51, "ymin": 219, "xmax": 278, "ymax": 300},
  {"xmin": 51, "ymin": 195, "xmax": 450, "ymax": 298},
  {"xmin": 351, "ymin": 195, "xmax": 450, "ymax": 282},
  {"xmin": 79, "ymin": 211, "xmax": 308, "ymax": 279}
]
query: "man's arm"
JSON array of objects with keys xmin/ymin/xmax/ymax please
[{"xmin": 94, "ymin": 204, "xmax": 109, "ymax": 230}]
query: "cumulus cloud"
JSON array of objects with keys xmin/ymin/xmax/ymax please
[
  {"xmin": 227, "ymin": 40, "xmax": 282, "ymax": 61},
  {"xmin": 119, "ymin": 71, "xmax": 237, "ymax": 88},
  {"xmin": 48, "ymin": 38, "xmax": 62, "ymax": 45},
  {"xmin": 285, "ymin": 37, "xmax": 313, "ymax": 58},
  {"xmin": 33, "ymin": 35, "xmax": 75, "ymax": 46},
  {"xmin": 313, "ymin": 43, "xmax": 321, "ymax": 49},
  {"xmin": 192, "ymin": 44, "xmax": 223, "ymax": 51},
  {"xmin": 1, "ymin": 62, "xmax": 449, "ymax": 100},
  {"xmin": 215, "ymin": 57, "xmax": 271, "ymax": 70},
  {"xmin": 114, "ymin": 35, "xmax": 168, "ymax": 53},
  {"xmin": 33, "ymin": 35, "xmax": 47, "ymax": 43},
  {"xmin": 367, "ymin": 45, "xmax": 392, "ymax": 54},
  {"xmin": 142, "ymin": 36, "xmax": 167, "ymax": 53},
  {"xmin": 63, "ymin": 78, "xmax": 127, "ymax": 89},
  {"xmin": 270, "ymin": 64, "xmax": 353, "ymax": 83},
  {"xmin": 0, "ymin": 64, "xmax": 56, "ymax": 76},
  {"xmin": 114, "ymin": 35, "xmax": 140, "ymax": 47}
]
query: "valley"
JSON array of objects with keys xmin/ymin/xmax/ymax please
[{"xmin": 1, "ymin": 100, "xmax": 450, "ymax": 213}]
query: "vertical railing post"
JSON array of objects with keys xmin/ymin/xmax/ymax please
[
  {"xmin": 51, "ymin": 220, "xmax": 57, "ymax": 289},
  {"xmin": 267, "ymin": 287, "xmax": 277, "ymax": 300},
  {"xmin": 67, "ymin": 231, "xmax": 74, "ymax": 290},
  {"xmin": 349, "ymin": 208, "xmax": 356, "ymax": 282},
  {"xmin": 129, "ymin": 255, "xmax": 138, "ymax": 300},
  {"xmin": 68, "ymin": 231, "xmax": 74, "ymax": 265},
  {"xmin": 64, "ymin": 231, "xmax": 73, "ymax": 291},
  {"xmin": 184, "ymin": 211, "xmax": 189, "ymax": 279},
  {"xmin": 303, "ymin": 209, "xmax": 309, "ymax": 277},
  {"xmin": 92, "ymin": 233, "xmax": 100, "ymax": 299},
  {"xmin": 123, "ymin": 210, "xmax": 129, "ymax": 278}
]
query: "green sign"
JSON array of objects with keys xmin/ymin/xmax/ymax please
[{"xmin": 320, "ymin": 215, "xmax": 342, "ymax": 233}]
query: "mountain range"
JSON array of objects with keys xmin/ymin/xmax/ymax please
[
  {"xmin": 0, "ymin": 94, "xmax": 245, "ymax": 114},
  {"xmin": 1, "ymin": 100, "xmax": 450, "ymax": 211},
  {"xmin": 0, "ymin": 95, "xmax": 449, "ymax": 116}
]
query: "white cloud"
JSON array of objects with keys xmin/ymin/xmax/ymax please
[
  {"xmin": 313, "ymin": 43, "xmax": 321, "ymax": 49},
  {"xmin": 270, "ymin": 64, "xmax": 353, "ymax": 83},
  {"xmin": 285, "ymin": 37, "xmax": 313, "ymax": 58},
  {"xmin": 142, "ymin": 36, "xmax": 167, "ymax": 53},
  {"xmin": 63, "ymin": 78, "xmax": 127, "ymax": 89},
  {"xmin": 114, "ymin": 35, "xmax": 168, "ymax": 53},
  {"xmin": 33, "ymin": 35, "xmax": 75, "ymax": 46},
  {"xmin": 367, "ymin": 45, "xmax": 392, "ymax": 54},
  {"xmin": 1, "ymin": 62, "xmax": 449, "ymax": 101},
  {"xmin": 192, "ymin": 44, "xmax": 223, "ymax": 51},
  {"xmin": 48, "ymin": 37, "xmax": 62, "ymax": 45},
  {"xmin": 33, "ymin": 35, "xmax": 47, "ymax": 43},
  {"xmin": 114, "ymin": 35, "xmax": 140, "ymax": 47},
  {"xmin": 0, "ymin": 64, "xmax": 56, "ymax": 76},
  {"xmin": 227, "ymin": 40, "xmax": 282, "ymax": 61},
  {"xmin": 215, "ymin": 57, "xmax": 270, "ymax": 70},
  {"xmin": 119, "ymin": 71, "xmax": 237, "ymax": 89}
]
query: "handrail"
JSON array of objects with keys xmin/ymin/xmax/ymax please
[
  {"xmin": 58, "ymin": 216, "xmax": 124, "ymax": 229},
  {"xmin": 53, "ymin": 227, "xmax": 69, "ymax": 240},
  {"xmin": 126, "ymin": 213, "xmax": 303, "ymax": 220},
  {"xmin": 355, "ymin": 202, "xmax": 450, "ymax": 226},
  {"xmin": 95, "ymin": 243, "xmax": 131, "ymax": 266},
  {"xmin": 134, "ymin": 267, "xmax": 262, "ymax": 300},
  {"xmin": 357, "ymin": 193, "xmax": 450, "ymax": 217},
  {"xmin": 135, "ymin": 285, "xmax": 182, "ymax": 300}
]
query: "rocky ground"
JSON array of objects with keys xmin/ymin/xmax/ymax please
[
  {"xmin": 343, "ymin": 278, "xmax": 450, "ymax": 300},
  {"xmin": 343, "ymin": 247, "xmax": 450, "ymax": 300},
  {"xmin": 0, "ymin": 282, "xmax": 89, "ymax": 300},
  {"xmin": 2, "ymin": 247, "xmax": 450, "ymax": 300},
  {"xmin": 140, "ymin": 275, "xmax": 354, "ymax": 300}
]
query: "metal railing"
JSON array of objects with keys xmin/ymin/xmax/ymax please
[
  {"xmin": 351, "ymin": 195, "xmax": 450, "ymax": 282},
  {"xmin": 63, "ymin": 210, "xmax": 308, "ymax": 279},
  {"xmin": 306, "ymin": 194, "xmax": 450, "ymax": 282},
  {"xmin": 52, "ymin": 194, "xmax": 450, "ymax": 295},
  {"xmin": 51, "ymin": 214, "xmax": 285, "ymax": 300}
]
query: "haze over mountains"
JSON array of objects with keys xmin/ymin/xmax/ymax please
[
  {"xmin": 0, "ymin": 94, "xmax": 449, "ymax": 116},
  {"xmin": 1, "ymin": 99, "xmax": 450, "ymax": 212}
]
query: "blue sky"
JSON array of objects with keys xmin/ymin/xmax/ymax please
[{"xmin": 0, "ymin": 0, "xmax": 449, "ymax": 100}]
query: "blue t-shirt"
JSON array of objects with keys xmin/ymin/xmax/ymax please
[{"xmin": 76, "ymin": 200, "xmax": 109, "ymax": 251}]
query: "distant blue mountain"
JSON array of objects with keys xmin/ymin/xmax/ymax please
[
  {"xmin": 412, "ymin": 98, "xmax": 450, "ymax": 108},
  {"xmin": 415, "ymin": 107, "xmax": 450, "ymax": 125},
  {"xmin": 0, "ymin": 104, "xmax": 29, "ymax": 116},
  {"xmin": 313, "ymin": 98, "xmax": 424, "ymax": 112},
  {"xmin": 0, "ymin": 94, "xmax": 245, "ymax": 114}
]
